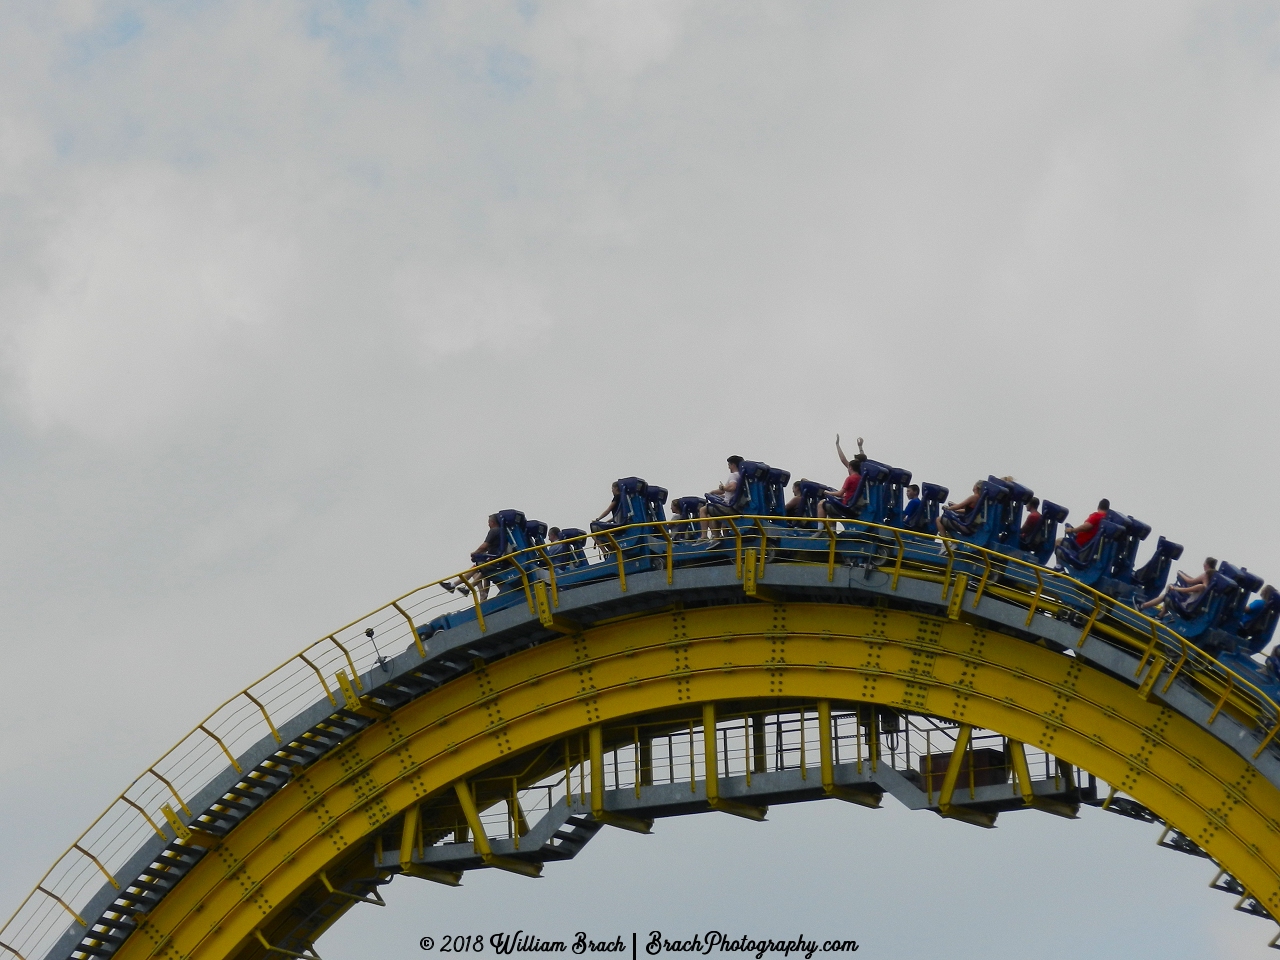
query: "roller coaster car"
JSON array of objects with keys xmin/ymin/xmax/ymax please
[
  {"xmin": 766, "ymin": 467, "xmax": 792, "ymax": 516},
  {"xmin": 840, "ymin": 477, "xmax": 946, "ymax": 570},
  {"xmin": 1092, "ymin": 511, "xmax": 1157, "ymax": 599},
  {"xmin": 1202, "ymin": 563, "xmax": 1271, "ymax": 653},
  {"xmin": 1208, "ymin": 591, "xmax": 1280, "ymax": 680},
  {"xmin": 939, "ymin": 479, "xmax": 1009, "ymax": 549},
  {"xmin": 848, "ymin": 460, "xmax": 895, "ymax": 526},
  {"xmin": 668, "ymin": 460, "xmax": 781, "ymax": 562},
  {"xmin": 989, "ymin": 477, "xmax": 1035, "ymax": 558},
  {"xmin": 702, "ymin": 468, "xmax": 752, "ymax": 516},
  {"xmin": 1109, "ymin": 512, "xmax": 1151, "ymax": 578},
  {"xmin": 640, "ymin": 483, "xmax": 671, "ymax": 551},
  {"xmin": 419, "ymin": 509, "xmax": 544, "ymax": 641},
  {"xmin": 777, "ymin": 461, "xmax": 897, "ymax": 567},
  {"xmin": 590, "ymin": 477, "xmax": 650, "ymax": 533},
  {"xmin": 884, "ymin": 466, "xmax": 914, "ymax": 527},
  {"xmin": 1235, "ymin": 588, "xmax": 1280, "ymax": 653},
  {"xmin": 1218, "ymin": 562, "xmax": 1264, "ymax": 623},
  {"xmin": 728, "ymin": 463, "xmax": 795, "ymax": 557},
  {"xmin": 643, "ymin": 485, "xmax": 669, "ymax": 522},
  {"xmin": 666, "ymin": 460, "xmax": 793, "ymax": 567},
  {"xmin": 909, "ymin": 482, "xmax": 949, "ymax": 533},
  {"xmin": 474, "ymin": 510, "xmax": 537, "ymax": 591},
  {"xmin": 795, "ymin": 480, "xmax": 835, "ymax": 519},
  {"xmin": 1126, "ymin": 536, "xmax": 1184, "ymax": 603},
  {"xmin": 1215, "ymin": 591, "xmax": 1280, "ymax": 695},
  {"xmin": 878, "ymin": 483, "xmax": 946, "ymax": 576},
  {"xmin": 669, "ymin": 496, "xmax": 705, "ymax": 540},
  {"xmin": 1054, "ymin": 518, "xmax": 1127, "ymax": 586},
  {"xmin": 811, "ymin": 460, "xmax": 906, "ymax": 567},
  {"xmin": 587, "ymin": 477, "xmax": 665, "ymax": 572},
  {"xmin": 735, "ymin": 461, "xmax": 777, "ymax": 517},
  {"xmin": 805, "ymin": 460, "xmax": 889, "ymax": 534},
  {"xmin": 1018, "ymin": 500, "xmax": 1068, "ymax": 566},
  {"xmin": 1162, "ymin": 570, "xmax": 1240, "ymax": 641},
  {"xmin": 548, "ymin": 527, "xmax": 590, "ymax": 569},
  {"xmin": 524, "ymin": 520, "xmax": 548, "ymax": 546}
]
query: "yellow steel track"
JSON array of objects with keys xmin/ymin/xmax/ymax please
[
  {"xmin": 118, "ymin": 602, "xmax": 1280, "ymax": 960},
  {"xmin": 10, "ymin": 517, "xmax": 1280, "ymax": 960}
]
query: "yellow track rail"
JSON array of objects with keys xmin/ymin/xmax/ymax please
[{"xmin": 119, "ymin": 604, "xmax": 1280, "ymax": 959}]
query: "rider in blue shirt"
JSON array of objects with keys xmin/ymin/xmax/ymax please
[
  {"xmin": 902, "ymin": 484, "xmax": 924, "ymax": 530},
  {"xmin": 1245, "ymin": 587, "xmax": 1274, "ymax": 618}
]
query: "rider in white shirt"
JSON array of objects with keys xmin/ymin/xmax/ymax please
[{"xmin": 699, "ymin": 455, "xmax": 744, "ymax": 539}]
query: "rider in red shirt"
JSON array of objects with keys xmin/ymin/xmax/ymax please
[
  {"xmin": 1063, "ymin": 499, "xmax": 1109, "ymax": 546},
  {"xmin": 836, "ymin": 470, "xmax": 862, "ymax": 506},
  {"xmin": 817, "ymin": 434, "xmax": 867, "ymax": 519}
]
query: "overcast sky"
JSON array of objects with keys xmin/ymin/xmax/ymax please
[{"xmin": 2, "ymin": 1, "xmax": 1280, "ymax": 958}]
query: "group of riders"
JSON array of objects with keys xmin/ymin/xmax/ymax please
[{"xmin": 438, "ymin": 436, "xmax": 1278, "ymax": 680}]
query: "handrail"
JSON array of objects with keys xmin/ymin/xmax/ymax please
[{"xmin": 4, "ymin": 513, "xmax": 1279, "ymax": 960}]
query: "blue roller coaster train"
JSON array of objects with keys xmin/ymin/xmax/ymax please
[{"xmin": 420, "ymin": 450, "xmax": 1280, "ymax": 702}]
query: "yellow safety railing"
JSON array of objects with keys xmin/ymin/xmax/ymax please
[{"xmin": 3, "ymin": 514, "xmax": 1277, "ymax": 960}]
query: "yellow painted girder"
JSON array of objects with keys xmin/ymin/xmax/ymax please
[{"xmin": 117, "ymin": 604, "xmax": 1280, "ymax": 960}]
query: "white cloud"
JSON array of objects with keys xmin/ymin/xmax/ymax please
[
  {"xmin": 9, "ymin": 166, "xmax": 300, "ymax": 439},
  {"xmin": 2, "ymin": 4, "xmax": 1280, "ymax": 955},
  {"xmin": 396, "ymin": 261, "xmax": 551, "ymax": 356},
  {"xmin": 526, "ymin": 0, "xmax": 691, "ymax": 95}
]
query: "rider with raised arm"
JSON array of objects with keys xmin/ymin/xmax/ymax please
[
  {"xmin": 442, "ymin": 514, "xmax": 504, "ymax": 600},
  {"xmin": 838, "ymin": 433, "xmax": 865, "ymax": 471},
  {"xmin": 816, "ymin": 434, "xmax": 867, "ymax": 520}
]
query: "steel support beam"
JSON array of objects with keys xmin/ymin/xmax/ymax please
[
  {"xmin": 452, "ymin": 783, "xmax": 541, "ymax": 879},
  {"xmin": 817, "ymin": 701, "xmax": 880, "ymax": 808},
  {"xmin": 112, "ymin": 604, "xmax": 1280, "ymax": 960},
  {"xmin": 1008, "ymin": 740, "xmax": 1079, "ymax": 819},
  {"xmin": 588, "ymin": 726, "xmax": 652, "ymax": 834},
  {"xmin": 701, "ymin": 704, "xmax": 767, "ymax": 821}
]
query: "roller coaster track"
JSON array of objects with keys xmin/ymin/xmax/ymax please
[{"xmin": 5, "ymin": 517, "xmax": 1280, "ymax": 960}]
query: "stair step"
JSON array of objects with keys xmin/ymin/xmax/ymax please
[
  {"xmin": 209, "ymin": 796, "xmax": 256, "ymax": 813},
  {"xmin": 154, "ymin": 851, "xmax": 199, "ymax": 869},
  {"xmin": 89, "ymin": 916, "xmax": 137, "ymax": 932},
  {"xmin": 192, "ymin": 813, "xmax": 235, "ymax": 831},
  {"xmin": 136, "ymin": 866, "xmax": 185, "ymax": 884},
  {"xmin": 224, "ymin": 780, "xmax": 273, "ymax": 797},
  {"xmin": 128, "ymin": 877, "xmax": 173, "ymax": 893},
  {"xmin": 124, "ymin": 889, "xmax": 169, "ymax": 906},
  {"xmin": 270, "ymin": 747, "xmax": 315, "ymax": 764},
  {"xmin": 72, "ymin": 939, "xmax": 123, "ymax": 958}
]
